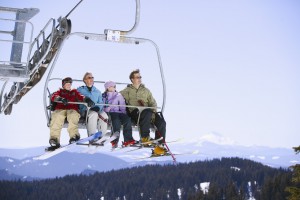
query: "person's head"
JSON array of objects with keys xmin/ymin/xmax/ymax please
[
  {"xmin": 104, "ymin": 81, "xmax": 116, "ymax": 92},
  {"xmin": 129, "ymin": 69, "xmax": 142, "ymax": 85},
  {"xmin": 83, "ymin": 72, "xmax": 94, "ymax": 87},
  {"xmin": 62, "ymin": 77, "xmax": 72, "ymax": 91}
]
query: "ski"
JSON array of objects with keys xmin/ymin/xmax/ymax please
[
  {"xmin": 122, "ymin": 138, "xmax": 181, "ymax": 153},
  {"xmin": 77, "ymin": 131, "xmax": 118, "ymax": 147},
  {"xmin": 135, "ymin": 151, "xmax": 196, "ymax": 160},
  {"xmin": 33, "ymin": 131, "xmax": 101, "ymax": 160},
  {"xmin": 76, "ymin": 132, "xmax": 119, "ymax": 155},
  {"xmin": 111, "ymin": 137, "xmax": 163, "ymax": 152}
]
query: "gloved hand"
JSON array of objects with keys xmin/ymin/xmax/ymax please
[
  {"xmin": 90, "ymin": 106, "xmax": 100, "ymax": 112},
  {"xmin": 137, "ymin": 99, "xmax": 145, "ymax": 106},
  {"xmin": 85, "ymin": 97, "xmax": 95, "ymax": 107},
  {"xmin": 61, "ymin": 98, "xmax": 69, "ymax": 106},
  {"xmin": 56, "ymin": 97, "xmax": 68, "ymax": 106}
]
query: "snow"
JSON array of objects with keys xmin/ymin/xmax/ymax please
[
  {"xmin": 20, "ymin": 159, "xmax": 31, "ymax": 165},
  {"xmin": 193, "ymin": 132, "xmax": 236, "ymax": 146},
  {"xmin": 247, "ymin": 181, "xmax": 258, "ymax": 199},
  {"xmin": 177, "ymin": 188, "xmax": 182, "ymax": 199},
  {"xmin": 230, "ymin": 166, "xmax": 240, "ymax": 171},
  {"xmin": 257, "ymin": 156, "xmax": 266, "ymax": 160},
  {"xmin": 200, "ymin": 182, "xmax": 210, "ymax": 194},
  {"xmin": 7, "ymin": 158, "xmax": 14, "ymax": 163},
  {"xmin": 41, "ymin": 162, "xmax": 49, "ymax": 166}
]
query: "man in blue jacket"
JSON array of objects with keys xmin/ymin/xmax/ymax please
[{"xmin": 77, "ymin": 72, "xmax": 108, "ymax": 139}]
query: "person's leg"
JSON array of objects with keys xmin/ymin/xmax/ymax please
[
  {"xmin": 49, "ymin": 110, "xmax": 67, "ymax": 144},
  {"xmin": 66, "ymin": 109, "xmax": 81, "ymax": 140},
  {"xmin": 86, "ymin": 110, "xmax": 99, "ymax": 136},
  {"xmin": 119, "ymin": 113, "xmax": 133, "ymax": 142},
  {"xmin": 110, "ymin": 112, "xmax": 121, "ymax": 143},
  {"xmin": 98, "ymin": 111, "xmax": 108, "ymax": 136},
  {"xmin": 154, "ymin": 112, "xmax": 167, "ymax": 143},
  {"xmin": 138, "ymin": 109, "xmax": 152, "ymax": 138}
]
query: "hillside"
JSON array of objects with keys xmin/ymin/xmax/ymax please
[{"xmin": 0, "ymin": 157, "xmax": 292, "ymax": 200}]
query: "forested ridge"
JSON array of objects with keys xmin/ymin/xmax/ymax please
[{"xmin": 0, "ymin": 157, "xmax": 293, "ymax": 200}]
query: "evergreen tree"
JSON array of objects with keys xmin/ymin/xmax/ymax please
[
  {"xmin": 286, "ymin": 146, "xmax": 300, "ymax": 200},
  {"xmin": 0, "ymin": 158, "xmax": 293, "ymax": 200}
]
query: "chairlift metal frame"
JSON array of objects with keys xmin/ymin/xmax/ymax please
[
  {"xmin": 44, "ymin": 33, "xmax": 166, "ymax": 128},
  {"xmin": 0, "ymin": 1, "xmax": 77, "ymax": 115},
  {"xmin": 43, "ymin": 0, "xmax": 166, "ymax": 134}
]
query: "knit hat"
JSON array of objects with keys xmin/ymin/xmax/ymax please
[
  {"xmin": 104, "ymin": 81, "xmax": 116, "ymax": 90},
  {"xmin": 62, "ymin": 77, "xmax": 72, "ymax": 87}
]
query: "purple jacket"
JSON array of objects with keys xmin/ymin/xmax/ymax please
[{"xmin": 102, "ymin": 91, "xmax": 126, "ymax": 114}]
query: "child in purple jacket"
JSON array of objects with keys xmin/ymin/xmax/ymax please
[{"xmin": 103, "ymin": 81, "xmax": 138, "ymax": 148}]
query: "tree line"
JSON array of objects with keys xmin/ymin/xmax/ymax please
[{"xmin": 0, "ymin": 157, "xmax": 296, "ymax": 200}]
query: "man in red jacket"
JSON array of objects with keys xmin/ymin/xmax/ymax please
[{"xmin": 48, "ymin": 77, "xmax": 94, "ymax": 150}]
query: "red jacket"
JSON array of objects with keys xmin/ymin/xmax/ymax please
[{"xmin": 51, "ymin": 88, "xmax": 85, "ymax": 112}]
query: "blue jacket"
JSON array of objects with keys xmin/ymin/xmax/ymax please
[{"xmin": 77, "ymin": 85, "xmax": 103, "ymax": 115}]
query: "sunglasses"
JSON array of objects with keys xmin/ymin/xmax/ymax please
[
  {"xmin": 134, "ymin": 76, "xmax": 142, "ymax": 79},
  {"xmin": 86, "ymin": 76, "xmax": 94, "ymax": 80}
]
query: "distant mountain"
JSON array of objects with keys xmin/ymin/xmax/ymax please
[
  {"xmin": 0, "ymin": 132, "xmax": 298, "ymax": 180},
  {"xmin": 0, "ymin": 169, "xmax": 32, "ymax": 181},
  {"xmin": 0, "ymin": 147, "xmax": 44, "ymax": 160},
  {"xmin": 0, "ymin": 151, "xmax": 128, "ymax": 179}
]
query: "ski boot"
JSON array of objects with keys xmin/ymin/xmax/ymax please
[
  {"xmin": 111, "ymin": 138, "xmax": 119, "ymax": 148},
  {"xmin": 89, "ymin": 133, "xmax": 103, "ymax": 145},
  {"xmin": 69, "ymin": 134, "xmax": 80, "ymax": 144},
  {"xmin": 122, "ymin": 139, "xmax": 139, "ymax": 147},
  {"xmin": 152, "ymin": 144, "xmax": 168, "ymax": 156},
  {"xmin": 141, "ymin": 136, "xmax": 155, "ymax": 147},
  {"xmin": 46, "ymin": 138, "xmax": 61, "ymax": 151}
]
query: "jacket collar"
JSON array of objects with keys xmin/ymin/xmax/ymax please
[{"xmin": 128, "ymin": 83, "xmax": 145, "ymax": 89}]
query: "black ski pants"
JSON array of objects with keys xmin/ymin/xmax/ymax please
[
  {"xmin": 130, "ymin": 108, "xmax": 166, "ymax": 142},
  {"xmin": 109, "ymin": 112, "xmax": 133, "ymax": 142}
]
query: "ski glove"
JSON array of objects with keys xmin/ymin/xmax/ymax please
[
  {"xmin": 61, "ymin": 98, "xmax": 69, "ymax": 106},
  {"xmin": 56, "ymin": 97, "xmax": 68, "ymax": 106},
  {"xmin": 90, "ymin": 106, "xmax": 100, "ymax": 112},
  {"xmin": 85, "ymin": 97, "xmax": 95, "ymax": 107}
]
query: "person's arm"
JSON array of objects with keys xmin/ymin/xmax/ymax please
[
  {"xmin": 51, "ymin": 90, "xmax": 62, "ymax": 102},
  {"xmin": 147, "ymin": 90, "xmax": 157, "ymax": 112},
  {"xmin": 77, "ymin": 86, "xmax": 87, "ymax": 113},
  {"xmin": 97, "ymin": 91, "xmax": 103, "ymax": 111},
  {"xmin": 119, "ymin": 94, "xmax": 127, "ymax": 113},
  {"xmin": 74, "ymin": 89, "xmax": 85, "ymax": 102},
  {"xmin": 120, "ymin": 88, "xmax": 129, "ymax": 103}
]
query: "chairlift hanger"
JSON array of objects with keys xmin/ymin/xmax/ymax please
[
  {"xmin": 43, "ymin": 31, "xmax": 166, "ymax": 128},
  {"xmin": 43, "ymin": 0, "xmax": 166, "ymax": 130}
]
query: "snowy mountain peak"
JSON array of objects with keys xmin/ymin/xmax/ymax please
[{"xmin": 194, "ymin": 132, "xmax": 236, "ymax": 146}]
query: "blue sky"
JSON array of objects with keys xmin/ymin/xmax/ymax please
[{"xmin": 0, "ymin": 0, "xmax": 299, "ymax": 149}]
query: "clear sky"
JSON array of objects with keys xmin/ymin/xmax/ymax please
[{"xmin": 0, "ymin": 0, "xmax": 299, "ymax": 149}]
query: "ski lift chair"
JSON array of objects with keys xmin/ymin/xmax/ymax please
[
  {"xmin": 43, "ymin": 0, "xmax": 165, "ymax": 140},
  {"xmin": 45, "ymin": 78, "xmax": 159, "ymax": 139}
]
